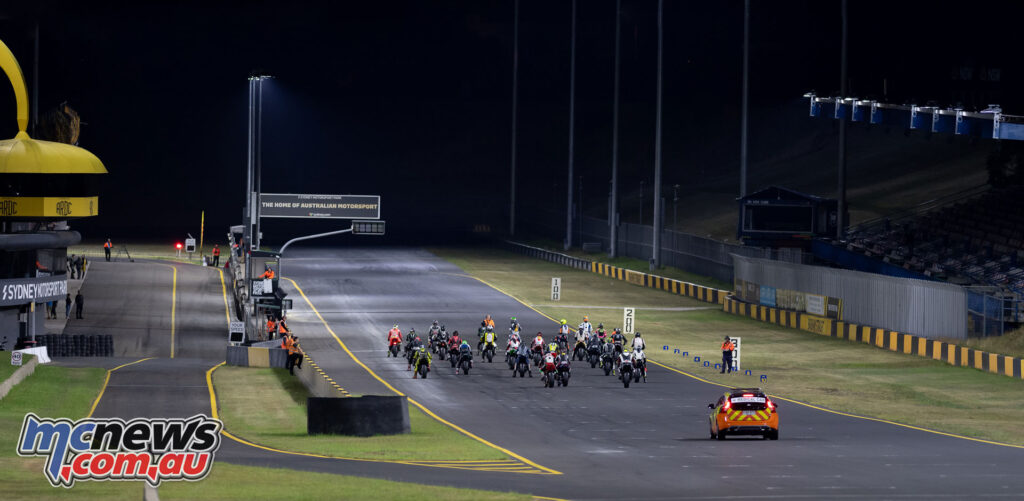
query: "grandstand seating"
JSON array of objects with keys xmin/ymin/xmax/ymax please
[{"xmin": 845, "ymin": 188, "xmax": 1024, "ymax": 294}]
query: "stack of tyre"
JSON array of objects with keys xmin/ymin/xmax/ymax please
[{"xmin": 34, "ymin": 334, "xmax": 114, "ymax": 357}]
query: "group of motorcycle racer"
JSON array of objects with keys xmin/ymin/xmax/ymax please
[{"xmin": 386, "ymin": 314, "xmax": 648, "ymax": 384}]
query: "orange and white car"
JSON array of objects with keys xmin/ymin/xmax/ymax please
[{"xmin": 708, "ymin": 388, "xmax": 779, "ymax": 440}]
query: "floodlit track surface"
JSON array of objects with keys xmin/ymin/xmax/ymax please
[
  {"xmin": 276, "ymin": 247, "xmax": 1024, "ymax": 500},
  {"xmin": 72, "ymin": 250, "xmax": 1024, "ymax": 499}
]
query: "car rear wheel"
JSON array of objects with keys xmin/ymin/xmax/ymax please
[
  {"xmin": 767, "ymin": 430, "xmax": 779, "ymax": 440},
  {"xmin": 716, "ymin": 429, "xmax": 726, "ymax": 441}
]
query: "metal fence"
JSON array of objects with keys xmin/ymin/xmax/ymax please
[
  {"xmin": 732, "ymin": 254, "xmax": 967, "ymax": 340},
  {"xmin": 520, "ymin": 206, "xmax": 805, "ymax": 283},
  {"xmin": 505, "ymin": 241, "xmax": 592, "ymax": 271}
]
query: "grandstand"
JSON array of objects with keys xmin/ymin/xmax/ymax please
[{"xmin": 844, "ymin": 187, "xmax": 1024, "ymax": 295}]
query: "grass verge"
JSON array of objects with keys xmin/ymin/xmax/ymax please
[
  {"xmin": 0, "ymin": 364, "xmax": 529, "ymax": 500},
  {"xmin": 213, "ymin": 365, "xmax": 508, "ymax": 461},
  {"xmin": 432, "ymin": 246, "xmax": 1024, "ymax": 446},
  {"xmin": 943, "ymin": 327, "xmax": 1024, "ymax": 360}
]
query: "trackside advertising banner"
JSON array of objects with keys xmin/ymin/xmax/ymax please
[{"xmin": 16, "ymin": 414, "xmax": 222, "ymax": 488}]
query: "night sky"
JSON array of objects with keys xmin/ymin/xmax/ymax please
[{"xmin": 0, "ymin": 0, "xmax": 1021, "ymax": 245}]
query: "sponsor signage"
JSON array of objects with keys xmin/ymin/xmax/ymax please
[
  {"xmin": 0, "ymin": 197, "xmax": 99, "ymax": 218},
  {"xmin": 623, "ymin": 307, "xmax": 635, "ymax": 335},
  {"xmin": 759, "ymin": 286, "xmax": 777, "ymax": 307},
  {"xmin": 0, "ymin": 276, "xmax": 68, "ymax": 306},
  {"xmin": 624, "ymin": 270, "xmax": 645, "ymax": 286},
  {"xmin": 805, "ymin": 293, "xmax": 826, "ymax": 316},
  {"xmin": 550, "ymin": 277, "xmax": 561, "ymax": 301},
  {"xmin": 259, "ymin": 194, "xmax": 380, "ymax": 220}
]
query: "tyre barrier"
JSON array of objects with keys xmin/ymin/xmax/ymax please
[
  {"xmin": 307, "ymin": 395, "xmax": 410, "ymax": 436},
  {"xmin": 33, "ymin": 334, "xmax": 114, "ymax": 357}
]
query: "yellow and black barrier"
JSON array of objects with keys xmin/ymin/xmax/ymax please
[
  {"xmin": 723, "ymin": 296, "xmax": 1024, "ymax": 380},
  {"xmin": 591, "ymin": 261, "xmax": 726, "ymax": 305}
]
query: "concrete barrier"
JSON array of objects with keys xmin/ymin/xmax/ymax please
[
  {"xmin": 225, "ymin": 345, "xmax": 287, "ymax": 368},
  {"xmin": 307, "ymin": 395, "xmax": 410, "ymax": 436}
]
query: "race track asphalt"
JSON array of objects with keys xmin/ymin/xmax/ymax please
[
  {"xmin": 68, "ymin": 249, "xmax": 1024, "ymax": 500},
  {"xmin": 271, "ymin": 247, "xmax": 1024, "ymax": 500}
]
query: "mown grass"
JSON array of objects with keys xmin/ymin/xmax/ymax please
[
  {"xmin": 944, "ymin": 327, "xmax": 1024, "ymax": 360},
  {"xmin": 213, "ymin": 366, "xmax": 508, "ymax": 461},
  {"xmin": 433, "ymin": 246, "xmax": 1024, "ymax": 446},
  {"xmin": 0, "ymin": 353, "xmax": 32, "ymax": 382},
  {"xmin": 0, "ymin": 364, "xmax": 529, "ymax": 500}
]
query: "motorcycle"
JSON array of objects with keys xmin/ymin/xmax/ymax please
[
  {"xmin": 531, "ymin": 345, "xmax": 544, "ymax": 367},
  {"xmin": 482, "ymin": 342, "xmax": 496, "ymax": 363},
  {"xmin": 572, "ymin": 340, "xmax": 587, "ymax": 361},
  {"xmin": 506, "ymin": 346, "xmax": 518, "ymax": 369},
  {"xmin": 587, "ymin": 341, "xmax": 602, "ymax": 368},
  {"xmin": 555, "ymin": 363, "xmax": 571, "ymax": 387},
  {"xmin": 541, "ymin": 369, "xmax": 556, "ymax": 388},
  {"xmin": 448, "ymin": 343, "xmax": 460, "ymax": 368},
  {"xmin": 388, "ymin": 338, "xmax": 401, "ymax": 358},
  {"xmin": 619, "ymin": 358, "xmax": 634, "ymax": 388},
  {"xmin": 415, "ymin": 357, "xmax": 430, "ymax": 379},
  {"xmin": 457, "ymin": 351, "xmax": 473, "ymax": 375},
  {"xmin": 633, "ymin": 357, "xmax": 647, "ymax": 383},
  {"xmin": 601, "ymin": 344, "xmax": 616, "ymax": 376},
  {"xmin": 514, "ymin": 352, "xmax": 531, "ymax": 378}
]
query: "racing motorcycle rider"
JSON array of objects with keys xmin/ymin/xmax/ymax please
[
  {"xmin": 632, "ymin": 332, "xmax": 646, "ymax": 352},
  {"xmin": 531, "ymin": 332, "xmax": 545, "ymax": 355},
  {"xmin": 403, "ymin": 328, "xmax": 418, "ymax": 357},
  {"xmin": 541, "ymin": 349, "xmax": 558, "ymax": 381},
  {"xmin": 387, "ymin": 325, "xmax": 402, "ymax": 354},
  {"xmin": 610, "ymin": 328, "xmax": 626, "ymax": 356},
  {"xmin": 632, "ymin": 347, "xmax": 647, "ymax": 379},
  {"xmin": 456, "ymin": 340, "xmax": 474, "ymax": 374},
  {"xmin": 477, "ymin": 321, "xmax": 487, "ymax": 350},
  {"xmin": 556, "ymin": 319, "xmax": 571, "ymax": 349},
  {"xmin": 578, "ymin": 315, "xmax": 594, "ymax": 338},
  {"xmin": 555, "ymin": 349, "xmax": 571, "ymax": 382},
  {"xmin": 594, "ymin": 323, "xmax": 607, "ymax": 343},
  {"xmin": 482, "ymin": 325, "xmax": 498, "ymax": 356},
  {"xmin": 412, "ymin": 344, "xmax": 432, "ymax": 379},
  {"xmin": 406, "ymin": 336, "xmax": 424, "ymax": 371},
  {"xmin": 428, "ymin": 320, "xmax": 441, "ymax": 339},
  {"xmin": 514, "ymin": 342, "xmax": 533, "ymax": 377}
]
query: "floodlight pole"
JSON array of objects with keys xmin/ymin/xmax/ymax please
[
  {"xmin": 510, "ymin": 0, "xmax": 519, "ymax": 236},
  {"xmin": 565, "ymin": 0, "xmax": 577, "ymax": 251},
  {"xmin": 609, "ymin": 0, "xmax": 622, "ymax": 258},
  {"xmin": 740, "ymin": 0, "xmax": 750, "ymax": 198},
  {"xmin": 276, "ymin": 228, "xmax": 352, "ymax": 278},
  {"xmin": 651, "ymin": 0, "xmax": 664, "ymax": 270},
  {"xmin": 837, "ymin": 0, "xmax": 848, "ymax": 241},
  {"xmin": 255, "ymin": 77, "xmax": 264, "ymax": 250}
]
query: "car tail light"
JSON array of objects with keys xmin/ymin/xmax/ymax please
[
  {"xmin": 720, "ymin": 399, "xmax": 731, "ymax": 413},
  {"xmin": 742, "ymin": 393, "xmax": 754, "ymax": 397},
  {"xmin": 766, "ymin": 399, "xmax": 775, "ymax": 412}
]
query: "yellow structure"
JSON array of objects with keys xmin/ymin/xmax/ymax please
[{"xmin": 0, "ymin": 39, "xmax": 106, "ymax": 216}]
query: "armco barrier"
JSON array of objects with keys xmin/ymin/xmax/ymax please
[
  {"xmin": 505, "ymin": 241, "xmax": 593, "ymax": 270},
  {"xmin": 307, "ymin": 395, "xmax": 410, "ymax": 436},
  {"xmin": 723, "ymin": 296, "xmax": 1024, "ymax": 380},
  {"xmin": 506, "ymin": 241, "xmax": 729, "ymax": 305}
]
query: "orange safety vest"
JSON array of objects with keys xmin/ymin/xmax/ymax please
[
  {"xmin": 212, "ymin": 247, "xmax": 220, "ymax": 256},
  {"xmin": 267, "ymin": 319, "xmax": 277, "ymax": 332},
  {"xmin": 484, "ymin": 318, "xmax": 495, "ymax": 328},
  {"xmin": 104, "ymin": 241, "xmax": 112, "ymax": 249},
  {"xmin": 722, "ymin": 341, "xmax": 734, "ymax": 352},
  {"xmin": 261, "ymin": 269, "xmax": 275, "ymax": 279},
  {"xmin": 280, "ymin": 336, "xmax": 291, "ymax": 350},
  {"xmin": 288, "ymin": 341, "xmax": 300, "ymax": 356}
]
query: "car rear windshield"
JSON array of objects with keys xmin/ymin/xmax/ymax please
[{"xmin": 730, "ymin": 395, "xmax": 766, "ymax": 411}]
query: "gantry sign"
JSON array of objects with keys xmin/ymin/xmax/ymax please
[{"xmin": 259, "ymin": 193, "xmax": 380, "ymax": 220}]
